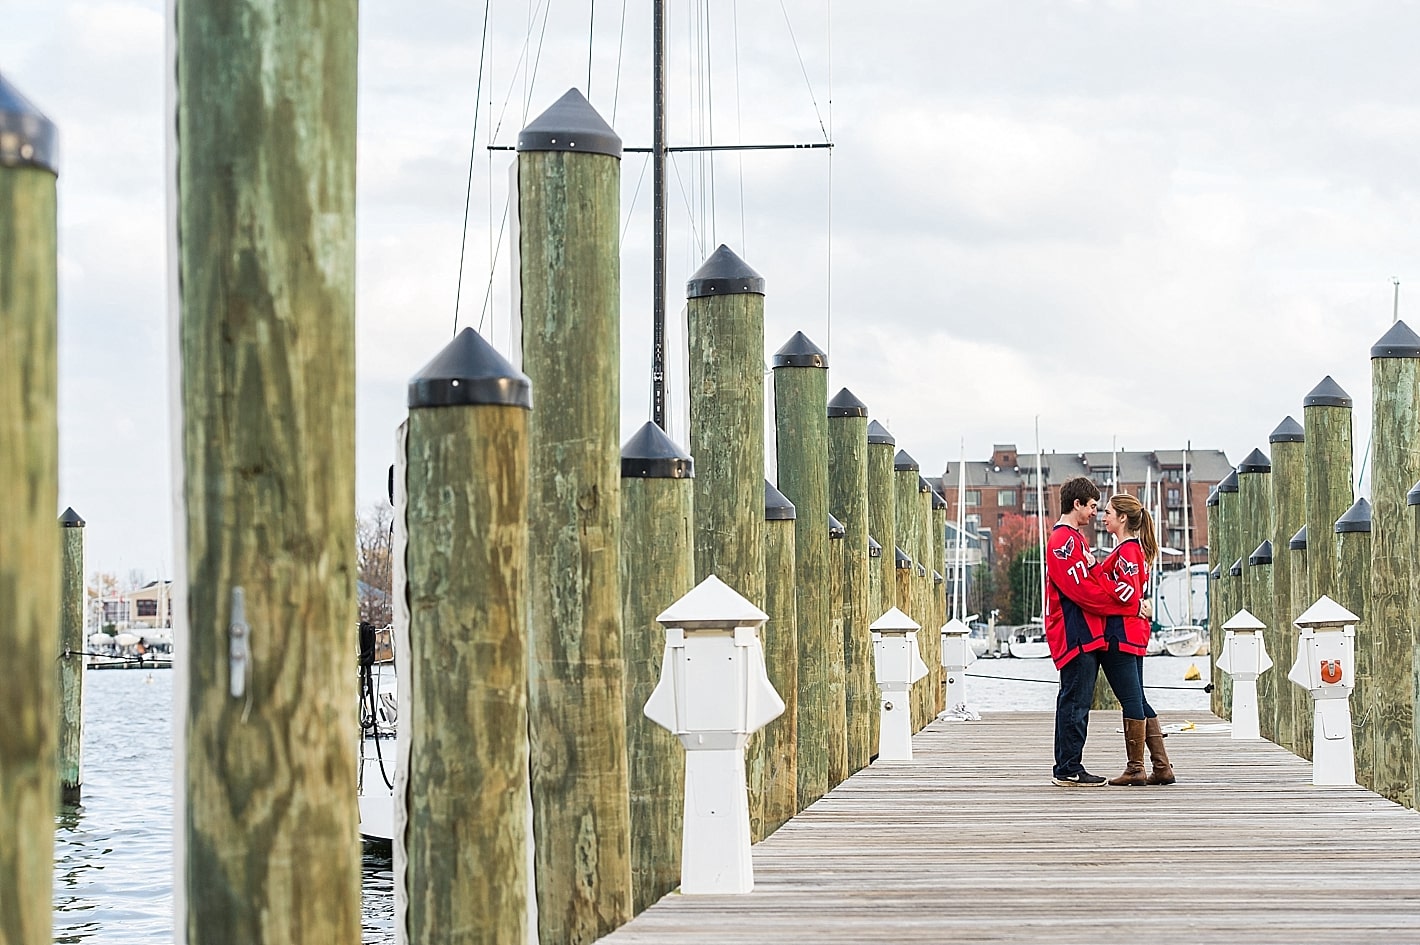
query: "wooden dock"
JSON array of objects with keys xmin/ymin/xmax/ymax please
[{"xmin": 599, "ymin": 711, "xmax": 1420, "ymax": 944}]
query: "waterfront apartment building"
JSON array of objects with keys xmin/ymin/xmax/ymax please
[{"xmin": 939, "ymin": 444, "xmax": 1232, "ymax": 568}]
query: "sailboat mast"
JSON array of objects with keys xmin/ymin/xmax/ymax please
[
  {"xmin": 1182, "ymin": 443, "xmax": 1193, "ymax": 626},
  {"xmin": 651, "ymin": 0, "xmax": 668, "ymax": 429}
]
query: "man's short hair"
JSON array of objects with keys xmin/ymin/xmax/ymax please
[{"xmin": 1059, "ymin": 476, "xmax": 1100, "ymax": 513}]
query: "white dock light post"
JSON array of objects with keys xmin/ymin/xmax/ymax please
[
  {"xmin": 644, "ymin": 575, "xmax": 785, "ymax": 895},
  {"xmin": 939, "ymin": 617, "xmax": 977, "ymax": 716},
  {"xmin": 871, "ymin": 607, "xmax": 930, "ymax": 760},
  {"xmin": 1287, "ymin": 595, "xmax": 1359, "ymax": 785},
  {"xmin": 1217, "ymin": 608, "xmax": 1273, "ymax": 740}
]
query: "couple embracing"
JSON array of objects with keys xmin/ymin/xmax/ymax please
[{"xmin": 1045, "ymin": 476, "xmax": 1176, "ymax": 787}]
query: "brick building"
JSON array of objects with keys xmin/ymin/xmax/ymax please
[{"xmin": 936, "ymin": 444, "xmax": 1232, "ymax": 569}]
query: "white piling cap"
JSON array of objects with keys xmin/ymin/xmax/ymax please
[
  {"xmin": 940, "ymin": 617, "xmax": 972, "ymax": 635},
  {"xmin": 656, "ymin": 573, "xmax": 769, "ymax": 629},
  {"xmin": 1293, "ymin": 595, "xmax": 1359, "ymax": 629},
  {"xmin": 1222, "ymin": 609, "xmax": 1266, "ymax": 631},
  {"xmin": 870, "ymin": 606, "xmax": 920, "ymax": 633}
]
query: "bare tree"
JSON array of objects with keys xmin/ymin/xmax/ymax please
[{"xmin": 357, "ymin": 502, "xmax": 394, "ymax": 625}]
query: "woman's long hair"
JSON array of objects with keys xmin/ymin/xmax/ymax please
[{"xmin": 1109, "ymin": 493, "xmax": 1159, "ymax": 564}]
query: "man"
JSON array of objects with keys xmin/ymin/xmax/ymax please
[{"xmin": 1045, "ymin": 476, "xmax": 1149, "ymax": 786}]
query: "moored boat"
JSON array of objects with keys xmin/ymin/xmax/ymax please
[
  {"xmin": 1008, "ymin": 623, "xmax": 1051, "ymax": 659},
  {"xmin": 1160, "ymin": 625, "xmax": 1206, "ymax": 658}
]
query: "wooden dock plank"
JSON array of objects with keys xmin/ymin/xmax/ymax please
[{"xmin": 598, "ymin": 711, "xmax": 1420, "ymax": 943}]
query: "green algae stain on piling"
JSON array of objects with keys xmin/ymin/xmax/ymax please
[
  {"xmin": 619, "ymin": 422, "xmax": 694, "ymax": 913},
  {"xmin": 405, "ymin": 330, "xmax": 533, "ymax": 945},
  {"xmin": 868, "ymin": 422, "xmax": 898, "ymax": 620},
  {"xmin": 0, "ymin": 71, "xmax": 60, "ymax": 945},
  {"xmin": 757, "ymin": 479, "xmax": 799, "ymax": 837},
  {"xmin": 1214, "ymin": 470, "xmax": 1239, "ymax": 718},
  {"xmin": 1334, "ymin": 498, "xmax": 1372, "ymax": 787},
  {"xmin": 518, "ymin": 90, "xmax": 633, "ymax": 943},
  {"xmin": 1288, "ymin": 524, "xmax": 1311, "ymax": 759},
  {"xmin": 59, "ymin": 508, "xmax": 86, "ymax": 803},
  {"xmin": 829, "ymin": 389, "xmax": 874, "ymax": 776},
  {"xmin": 1236, "ymin": 449, "xmax": 1274, "ymax": 738},
  {"xmin": 1366, "ymin": 323, "xmax": 1420, "ymax": 808},
  {"xmin": 1268, "ymin": 417, "xmax": 1306, "ymax": 755}
]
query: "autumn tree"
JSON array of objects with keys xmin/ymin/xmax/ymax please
[
  {"xmin": 990, "ymin": 512, "xmax": 1040, "ymax": 623},
  {"xmin": 357, "ymin": 502, "xmax": 394, "ymax": 625}
]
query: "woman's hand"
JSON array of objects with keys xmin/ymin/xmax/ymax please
[{"xmin": 1137, "ymin": 599, "xmax": 1153, "ymax": 621}]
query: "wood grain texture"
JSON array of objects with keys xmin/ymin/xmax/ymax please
[
  {"xmin": 931, "ymin": 501, "xmax": 949, "ymax": 715},
  {"xmin": 774, "ymin": 365, "xmax": 836, "ymax": 808},
  {"xmin": 1207, "ymin": 499, "xmax": 1220, "ymax": 714},
  {"xmin": 1304, "ymin": 403, "xmax": 1353, "ymax": 624},
  {"xmin": 867, "ymin": 441, "xmax": 896, "ymax": 617},
  {"xmin": 1289, "ymin": 544, "xmax": 1313, "ymax": 760},
  {"xmin": 599, "ymin": 711, "xmax": 1420, "ymax": 944},
  {"xmin": 755, "ymin": 515, "xmax": 799, "ymax": 838},
  {"xmin": 894, "ymin": 467, "xmax": 927, "ymax": 731},
  {"xmin": 829, "ymin": 414, "xmax": 873, "ymax": 775},
  {"xmin": 59, "ymin": 519, "xmax": 85, "ymax": 801},
  {"xmin": 1366, "ymin": 354, "xmax": 1419, "ymax": 808},
  {"xmin": 1237, "ymin": 466, "xmax": 1274, "ymax": 737},
  {"xmin": 1215, "ymin": 484, "xmax": 1239, "ymax": 717},
  {"xmin": 622, "ymin": 475, "xmax": 694, "ymax": 912},
  {"xmin": 1270, "ymin": 439, "xmax": 1306, "ymax": 757},
  {"xmin": 175, "ymin": 3, "xmax": 361, "ymax": 938},
  {"xmin": 1336, "ymin": 526, "xmax": 1371, "ymax": 788},
  {"xmin": 918, "ymin": 488, "xmax": 942, "ymax": 716},
  {"xmin": 0, "ymin": 162, "xmax": 59, "ymax": 945},
  {"xmin": 405, "ymin": 405, "xmax": 530, "ymax": 944},
  {"xmin": 518, "ymin": 147, "xmax": 633, "ymax": 944},
  {"xmin": 827, "ymin": 533, "xmax": 848, "ymax": 787}
]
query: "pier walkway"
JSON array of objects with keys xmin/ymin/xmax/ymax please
[{"xmin": 600, "ymin": 711, "xmax": 1420, "ymax": 944}]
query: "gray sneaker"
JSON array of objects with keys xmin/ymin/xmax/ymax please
[{"xmin": 1052, "ymin": 770, "xmax": 1108, "ymax": 786}]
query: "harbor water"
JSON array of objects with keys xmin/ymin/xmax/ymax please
[{"xmin": 55, "ymin": 655, "xmax": 1210, "ymax": 942}]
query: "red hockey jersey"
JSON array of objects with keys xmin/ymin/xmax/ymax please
[
  {"xmin": 1044, "ymin": 523, "xmax": 1139, "ymax": 669},
  {"xmin": 1096, "ymin": 538, "xmax": 1151, "ymax": 656}
]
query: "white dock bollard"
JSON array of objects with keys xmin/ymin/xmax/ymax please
[
  {"xmin": 644, "ymin": 574, "xmax": 785, "ymax": 894},
  {"xmin": 1216, "ymin": 608, "xmax": 1273, "ymax": 740},
  {"xmin": 1286, "ymin": 595, "xmax": 1358, "ymax": 786},
  {"xmin": 871, "ymin": 607, "xmax": 930, "ymax": 760},
  {"xmin": 939, "ymin": 617, "xmax": 979, "ymax": 721}
]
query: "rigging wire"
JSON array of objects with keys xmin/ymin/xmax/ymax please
[
  {"xmin": 778, "ymin": 0, "xmax": 831, "ymax": 142},
  {"xmin": 705, "ymin": 0, "xmax": 717, "ymax": 248},
  {"xmin": 621, "ymin": 152, "xmax": 652, "ymax": 245},
  {"xmin": 611, "ymin": 0, "xmax": 628, "ymax": 123},
  {"xmin": 669, "ymin": 154, "xmax": 706, "ymax": 262},
  {"xmin": 731, "ymin": 0, "xmax": 746, "ymax": 256},
  {"xmin": 586, "ymin": 0, "xmax": 596, "ymax": 100},
  {"xmin": 452, "ymin": 0, "xmax": 496, "ymax": 338}
]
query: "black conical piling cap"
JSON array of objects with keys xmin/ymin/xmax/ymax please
[
  {"xmin": 828, "ymin": 514, "xmax": 846, "ymax": 539},
  {"xmin": 933, "ymin": 570, "xmax": 944, "ymax": 585},
  {"xmin": 1409, "ymin": 480, "xmax": 1420, "ymax": 507},
  {"xmin": 1210, "ymin": 565, "xmax": 1221, "ymax": 581},
  {"xmin": 867, "ymin": 421, "xmax": 895, "ymax": 446},
  {"xmin": 409, "ymin": 328, "xmax": 532, "ymax": 409},
  {"xmin": 765, "ymin": 480, "xmax": 796, "ymax": 521},
  {"xmin": 1335, "ymin": 497, "xmax": 1372, "ymax": 533},
  {"xmin": 827, "ymin": 387, "xmax": 868, "ymax": 418},
  {"xmin": 916, "ymin": 563, "xmax": 927, "ymax": 577},
  {"xmin": 517, "ymin": 88, "xmax": 621, "ymax": 158},
  {"xmin": 621, "ymin": 421, "xmax": 693, "ymax": 479},
  {"xmin": 868, "ymin": 536, "xmax": 883, "ymax": 558},
  {"xmin": 772, "ymin": 331, "xmax": 828, "ymax": 369},
  {"xmin": 931, "ymin": 489, "xmax": 947, "ymax": 510},
  {"xmin": 59, "ymin": 507, "xmax": 85, "ymax": 527},
  {"xmin": 1303, "ymin": 376, "xmax": 1352, "ymax": 408},
  {"xmin": 1249, "ymin": 540, "xmax": 1274, "ymax": 566},
  {"xmin": 1290, "ymin": 525, "xmax": 1308, "ymax": 550},
  {"xmin": 1218, "ymin": 470, "xmax": 1239, "ymax": 494},
  {"xmin": 895, "ymin": 546, "xmax": 913, "ymax": 570},
  {"xmin": 1229, "ymin": 558, "xmax": 1243, "ymax": 577},
  {"xmin": 0, "ymin": 73, "xmax": 58, "ymax": 173},
  {"xmin": 686, "ymin": 244, "xmax": 765, "ymax": 298},
  {"xmin": 1236, "ymin": 448, "xmax": 1271, "ymax": 474},
  {"xmin": 918, "ymin": 475, "xmax": 933, "ymax": 494},
  {"xmin": 1269, "ymin": 416, "xmax": 1305, "ymax": 443},
  {"xmin": 894, "ymin": 450, "xmax": 919, "ymax": 472},
  {"xmin": 1371, "ymin": 320, "xmax": 1420, "ymax": 358},
  {"xmin": 1206, "ymin": 486, "xmax": 1220, "ymax": 507}
]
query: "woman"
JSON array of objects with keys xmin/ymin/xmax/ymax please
[{"xmin": 1094, "ymin": 493, "xmax": 1175, "ymax": 786}]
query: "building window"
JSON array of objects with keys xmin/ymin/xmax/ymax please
[
  {"xmin": 965, "ymin": 514, "xmax": 980, "ymax": 533},
  {"xmin": 965, "ymin": 490, "xmax": 980, "ymax": 507},
  {"xmin": 998, "ymin": 489, "xmax": 1016, "ymax": 506},
  {"xmin": 136, "ymin": 599, "xmax": 158, "ymax": 618}
]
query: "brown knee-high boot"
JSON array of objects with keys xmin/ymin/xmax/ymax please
[
  {"xmin": 1145, "ymin": 716, "xmax": 1176, "ymax": 785},
  {"xmin": 1109, "ymin": 718, "xmax": 1149, "ymax": 786}
]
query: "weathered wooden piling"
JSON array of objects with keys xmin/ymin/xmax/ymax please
[
  {"xmin": 827, "ymin": 514, "xmax": 848, "ymax": 785},
  {"xmin": 1412, "ymin": 480, "xmax": 1420, "ymax": 800},
  {"xmin": 1206, "ymin": 485, "xmax": 1220, "ymax": 661},
  {"xmin": 1303, "ymin": 376, "xmax": 1355, "ymax": 607},
  {"xmin": 773, "ymin": 331, "xmax": 837, "ymax": 807},
  {"xmin": 405, "ymin": 330, "xmax": 533, "ymax": 944},
  {"xmin": 757, "ymin": 480, "xmax": 798, "ymax": 837},
  {"xmin": 0, "ymin": 72, "xmax": 59, "ymax": 945},
  {"xmin": 59, "ymin": 508, "xmax": 85, "ymax": 804},
  {"xmin": 894, "ymin": 547, "xmax": 915, "ymax": 639},
  {"xmin": 931, "ymin": 488, "xmax": 949, "ymax": 715},
  {"xmin": 828, "ymin": 388, "xmax": 873, "ymax": 775},
  {"xmin": 1287, "ymin": 524, "xmax": 1311, "ymax": 758},
  {"xmin": 1236, "ymin": 449, "xmax": 1274, "ymax": 734},
  {"xmin": 518, "ymin": 90, "xmax": 633, "ymax": 942},
  {"xmin": 688, "ymin": 244, "xmax": 765, "ymax": 601},
  {"xmin": 918, "ymin": 477, "xmax": 943, "ymax": 715},
  {"xmin": 866, "ymin": 536, "xmax": 883, "ymax": 756},
  {"xmin": 867, "ymin": 422, "xmax": 897, "ymax": 612},
  {"xmin": 1246, "ymin": 540, "xmax": 1275, "ymax": 730},
  {"xmin": 1335, "ymin": 498, "xmax": 1371, "ymax": 785},
  {"xmin": 1366, "ymin": 322, "xmax": 1420, "ymax": 807},
  {"xmin": 1268, "ymin": 417, "xmax": 1306, "ymax": 755},
  {"xmin": 894, "ymin": 451, "xmax": 926, "ymax": 729},
  {"xmin": 174, "ymin": 3, "xmax": 361, "ymax": 936},
  {"xmin": 620, "ymin": 422, "xmax": 694, "ymax": 913},
  {"xmin": 1213, "ymin": 470, "xmax": 1239, "ymax": 717}
]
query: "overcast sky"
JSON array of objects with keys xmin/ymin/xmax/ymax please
[{"xmin": 3, "ymin": 0, "xmax": 1414, "ymax": 580}]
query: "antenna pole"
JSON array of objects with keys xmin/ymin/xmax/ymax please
[
  {"xmin": 1393, "ymin": 276, "xmax": 1401, "ymax": 324},
  {"xmin": 651, "ymin": 0, "xmax": 668, "ymax": 428}
]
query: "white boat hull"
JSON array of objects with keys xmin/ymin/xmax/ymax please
[{"xmin": 1160, "ymin": 626, "xmax": 1205, "ymax": 658}]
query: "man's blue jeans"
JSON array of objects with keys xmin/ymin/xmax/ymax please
[{"xmin": 1053, "ymin": 650, "xmax": 1099, "ymax": 778}]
